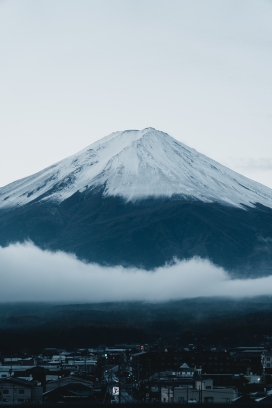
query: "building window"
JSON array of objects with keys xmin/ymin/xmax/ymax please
[
  {"xmin": 18, "ymin": 389, "xmax": 25, "ymax": 394},
  {"xmin": 204, "ymin": 397, "xmax": 213, "ymax": 403},
  {"xmin": 267, "ymin": 358, "xmax": 270, "ymax": 361},
  {"xmin": 3, "ymin": 390, "xmax": 9, "ymax": 394},
  {"xmin": 206, "ymin": 386, "xmax": 211, "ymax": 389},
  {"xmin": 178, "ymin": 397, "xmax": 184, "ymax": 402},
  {"xmin": 267, "ymin": 364, "xmax": 270, "ymax": 367}
]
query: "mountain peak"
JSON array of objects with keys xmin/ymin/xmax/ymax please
[{"xmin": 1, "ymin": 128, "xmax": 272, "ymax": 210}]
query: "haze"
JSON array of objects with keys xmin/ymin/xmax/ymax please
[{"xmin": 0, "ymin": 242, "xmax": 272, "ymax": 303}]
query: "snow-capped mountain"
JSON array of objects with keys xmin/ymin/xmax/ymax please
[
  {"xmin": 1, "ymin": 127, "xmax": 272, "ymax": 211},
  {"xmin": 1, "ymin": 128, "xmax": 272, "ymax": 277}
]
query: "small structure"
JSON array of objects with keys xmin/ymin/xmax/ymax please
[
  {"xmin": 262, "ymin": 351, "xmax": 272, "ymax": 376},
  {"xmin": 0, "ymin": 377, "xmax": 42, "ymax": 404},
  {"xmin": 43, "ymin": 377, "xmax": 93, "ymax": 403},
  {"xmin": 45, "ymin": 375, "xmax": 93, "ymax": 393},
  {"xmin": 43, "ymin": 384, "xmax": 93, "ymax": 403},
  {"xmin": 178, "ymin": 363, "xmax": 201, "ymax": 378},
  {"xmin": 161, "ymin": 378, "xmax": 237, "ymax": 404}
]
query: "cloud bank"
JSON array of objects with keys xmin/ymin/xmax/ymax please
[
  {"xmin": 221, "ymin": 157, "xmax": 272, "ymax": 189},
  {"xmin": 0, "ymin": 242, "xmax": 272, "ymax": 303},
  {"xmin": 235, "ymin": 158, "xmax": 272, "ymax": 171}
]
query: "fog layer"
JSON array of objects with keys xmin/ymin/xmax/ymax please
[{"xmin": 0, "ymin": 242, "xmax": 272, "ymax": 302}]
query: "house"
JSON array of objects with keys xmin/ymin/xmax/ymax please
[
  {"xmin": 262, "ymin": 352, "xmax": 272, "ymax": 375},
  {"xmin": 43, "ymin": 377, "xmax": 93, "ymax": 403},
  {"xmin": 43, "ymin": 384, "xmax": 93, "ymax": 403},
  {"xmin": 232, "ymin": 394, "xmax": 256, "ymax": 404},
  {"xmin": 178, "ymin": 363, "xmax": 201, "ymax": 378},
  {"xmin": 255, "ymin": 395, "xmax": 272, "ymax": 404},
  {"xmin": 3, "ymin": 358, "xmax": 35, "ymax": 366},
  {"xmin": 161, "ymin": 378, "xmax": 237, "ymax": 404},
  {"xmin": 45, "ymin": 375, "xmax": 93, "ymax": 393},
  {"xmin": 0, "ymin": 377, "xmax": 42, "ymax": 404}
]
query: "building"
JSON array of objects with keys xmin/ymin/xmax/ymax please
[
  {"xmin": 0, "ymin": 377, "xmax": 42, "ymax": 405},
  {"xmin": 262, "ymin": 351, "xmax": 272, "ymax": 375},
  {"xmin": 177, "ymin": 363, "xmax": 202, "ymax": 378},
  {"xmin": 45, "ymin": 375, "xmax": 93, "ymax": 393},
  {"xmin": 43, "ymin": 377, "xmax": 93, "ymax": 403},
  {"xmin": 161, "ymin": 378, "xmax": 237, "ymax": 404}
]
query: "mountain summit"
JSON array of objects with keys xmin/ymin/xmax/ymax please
[
  {"xmin": 1, "ymin": 127, "xmax": 272, "ymax": 210},
  {"xmin": 1, "ymin": 128, "xmax": 272, "ymax": 276}
]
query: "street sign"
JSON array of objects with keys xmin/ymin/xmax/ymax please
[{"xmin": 112, "ymin": 387, "xmax": 119, "ymax": 396}]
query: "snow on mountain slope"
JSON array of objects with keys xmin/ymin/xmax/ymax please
[{"xmin": 1, "ymin": 127, "xmax": 272, "ymax": 210}]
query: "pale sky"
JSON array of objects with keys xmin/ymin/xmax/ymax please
[{"xmin": 1, "ymin": 0, "xmax": 272, "ymax": 188}]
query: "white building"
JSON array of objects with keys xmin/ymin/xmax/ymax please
[
  {"xmin": 262, "ymin": 352, "xmax": 272, "ymax": 375},
  {"xmin": 161, "ymin": 378, "xmax": 237, "ymax": 404},
  {"xmin": 177, "ymin": 363, "xmax": 201, "ymax": 378}
]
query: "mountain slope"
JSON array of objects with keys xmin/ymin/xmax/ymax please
[
  {"xmin": 1, "ymin": 128, "xmax": 272, "ymax": 277},
  {"xmin": 1, "ymin": 128, "xmax": 272, "ymax": 210}
]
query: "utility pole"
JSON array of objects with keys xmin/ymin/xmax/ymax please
[
  {"xmin": 158, "ymin": 374, "xmax": 160, "ymax": 404},
  {"xmin": 198, "ymin": 379, "xmax": 203, "ymax": 404},
  {"xmin": 119, "ymin": 364, "xmax": 121, "ymax": 404}
]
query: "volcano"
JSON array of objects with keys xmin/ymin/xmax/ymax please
[{"xmin": 1, "ymin": 128, "xmax": 272, "ymax": 276}]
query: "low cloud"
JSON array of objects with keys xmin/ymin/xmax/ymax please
[
  {"xmin": 0, "ymin": 242, "xmax": 272, "ymax": 303},
  {"xmin": 237, "ymin": 158, "xmax": 272, "ymax": 171},
  {"xmin": 223, "ymin": 157, "xmax": 272, "ymax": 172},
  {"xmin": 221, "ymin": 157, "xmax": 272, "ymax": 189}
]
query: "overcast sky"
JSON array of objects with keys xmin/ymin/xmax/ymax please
[{"xmin": 1, "ymin": 0, "xmax": 272, "ymax": 188}]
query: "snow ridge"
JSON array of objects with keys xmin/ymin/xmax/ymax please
[{"xmin": 1, "ymin": 127, "xmax": 272, "ymax": 210}]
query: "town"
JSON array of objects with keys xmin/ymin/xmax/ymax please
[{"xmin": 1, "ymin": 339, "xmax": 272, "ymax": 405}]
